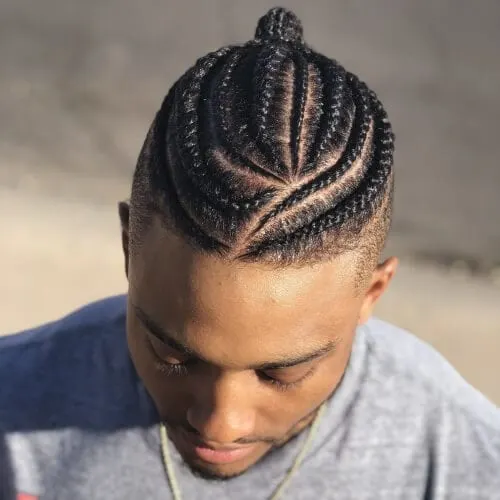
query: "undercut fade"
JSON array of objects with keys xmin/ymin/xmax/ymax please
[{"xmin": 130, "ymin": 7, "xmax": 395, "ymax": 270}]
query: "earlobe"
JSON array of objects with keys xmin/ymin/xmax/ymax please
[{"xmin": 358, "ymin": 257, "xmax": 398, "ymax": 325}]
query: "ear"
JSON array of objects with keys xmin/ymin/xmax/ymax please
[
  {"xmin": 358, "ymin": 257, "xmax": 398, "ymax": 325},
  {"xmin": 118, "ymin": 201, "xmax": 130, "ymax": 279}
]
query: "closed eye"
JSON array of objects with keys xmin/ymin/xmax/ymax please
[
  {"xmin": 257, "ymin": 366, "xmax": 316, "ymax": 391},
  {"xmin": 148, "ymin": 333, "xmax": 192, "ymax": 365}
]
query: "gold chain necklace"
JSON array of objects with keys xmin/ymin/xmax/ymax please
[{"xmin": 160, "ymin": 404, "xmax": 326, "ymax": 500}]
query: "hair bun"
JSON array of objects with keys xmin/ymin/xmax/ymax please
[{"xmin": 254, "ymin": 7, "xmax": 304, "ymax": 44}]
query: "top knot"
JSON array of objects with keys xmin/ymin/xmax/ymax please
[{"xmin": 254, "ymin": 7, "xmax": 304, "ymax": 44}]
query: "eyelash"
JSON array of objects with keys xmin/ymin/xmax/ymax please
[
  {"xmin": 146, "ymin": 336, "xmax": 189, "ymax": 376},
  {"xmin": 155, "ymin": 360, "xmax": 189, "ymax": 377},
  {"xmin": 147, "ymin": 335, "xmax": 316, "ymax": 392},
  {"xmin": 257, "ymin": 368, "xmax": 316, "ymax": 392}
]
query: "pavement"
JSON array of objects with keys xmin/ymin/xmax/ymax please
[{"xmin": 1, "ymin": 0, "xmax": 499, "ymax": 404}]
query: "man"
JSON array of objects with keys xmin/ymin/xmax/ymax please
[{"xmin": 1, "ymin": 7, "xmax": 499, "ymax": 500}]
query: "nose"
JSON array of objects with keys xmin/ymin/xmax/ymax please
[{"xmin": 186, "ymin": 371, "xmax": 256, "ymax": 445}]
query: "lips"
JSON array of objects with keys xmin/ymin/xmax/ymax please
[
  {"xmin": 192, "ymin": 443, "xmax": 257, "ymax": 464},
  {"xmin": 172, "ymin": 428, "xmax": 257, "ymax": 465}
]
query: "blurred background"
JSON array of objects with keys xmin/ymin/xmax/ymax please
[{"xmin": 1, "ymin": 0, "xmax": 499, "ymax": 402}]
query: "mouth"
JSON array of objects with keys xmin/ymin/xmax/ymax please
[{"xmin": 171, "ymin": 428, "xmax": 259, "ymax": 465}]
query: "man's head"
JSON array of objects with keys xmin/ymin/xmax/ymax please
[{"xmin": 120, "ymin": 8, "xmax": 397, "ymax": 479}]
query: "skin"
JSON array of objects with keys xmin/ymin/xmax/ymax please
[{"xmin": 119, "ymin": 202, "xmax": 398, "ymax": 480}]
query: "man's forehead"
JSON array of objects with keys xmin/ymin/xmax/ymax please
[{"xmin": 132, "ymin": 222, "xmax": 360, "ymax": 305}]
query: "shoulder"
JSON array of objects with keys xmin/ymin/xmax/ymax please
[
  {"xmin": 360, "ymin": 318, "xmax": 500, "ymax": 493},
  {"xmin": 362, "ymin": 317, "xmax": 499, "ymax": 425},
  {"xmin": 0, "ymin": 294, "xmax": 127, "ymax": 350},
  {"xmin": 0, "ymin": 295, "xmax": 127, "ymax": 373},
  {"xmin": 0, "ymin": 295, "xmax": 142, "ymax": 431}
]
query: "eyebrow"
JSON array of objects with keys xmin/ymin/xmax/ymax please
[
  {"xmin": 134, "ymin": 305, "xmax": 196, "ymax": 356},
  {"xmin": 133, "ymin": 304, "xmax": 338, "ymax": 370}
]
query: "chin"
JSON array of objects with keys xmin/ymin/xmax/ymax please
[{"xmin": 188, "ymin": 462, "xmax": 250, "ymax": 481}]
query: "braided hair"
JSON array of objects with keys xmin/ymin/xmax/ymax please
[{"xmin": 131, "ymin": 7, "xmax": 395, "ymax": 268}]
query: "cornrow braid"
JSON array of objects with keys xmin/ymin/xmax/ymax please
[
  {"xmin": 290, "ymin": 50, "xmax": 309, "ymax": 175},
  {"xmin": 301, "ymin": 54, "xmax": 349, "ymax": 176},
  {"xmin": 214, "ymin": 50, "xmax": 286, "ymax": 183},
  {"xmin": 249, "ymin": 69, "xmax": 373, "ymax": 237},
  {"xmin": 251, "ymin": 43, "xmax": 291, "ymax": 179},
  {"xmin": 174, "ymin": 49, "xmax": 232, "ymax": 199},
  {"xmin": 175, "ymin": 49, "xmax": 275, "ymax": 211},
  {"xmin": 131, "ymin": 7, "xmax": 395, "ymax": 266}
]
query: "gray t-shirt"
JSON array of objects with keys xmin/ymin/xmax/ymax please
[{"xmin": 1, "ymin": 296, "xmax": 499, "ymax": 499}]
